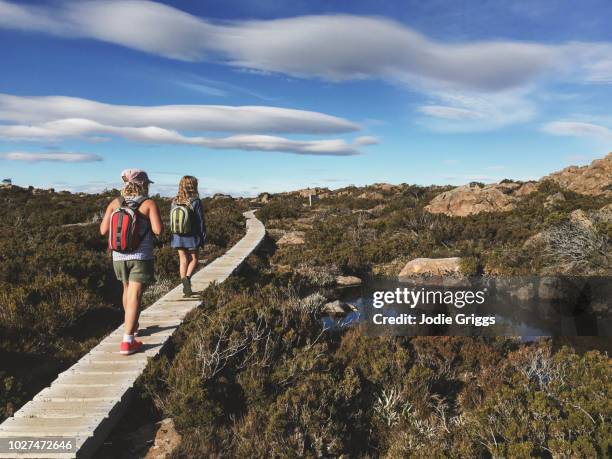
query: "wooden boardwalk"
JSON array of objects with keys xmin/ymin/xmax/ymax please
[{"xmin": 0, "ymin": 210, "xmax": 265, "ymax": 458}]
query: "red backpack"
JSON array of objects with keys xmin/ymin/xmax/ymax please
[{"xmin": 108, "ymin": 197, "xmax": 149, "ymax": 253}]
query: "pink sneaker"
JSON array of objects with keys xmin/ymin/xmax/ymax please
[{"xmin": 120, "ymin": 339, "xmax": 143, "ymax": 355}]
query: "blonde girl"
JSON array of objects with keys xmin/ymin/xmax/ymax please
[
  {"xmin": 170, "ymin": 176, "xmax": 206, "ymax": 296},
  {"xmin": 100, "ymin": 169, "xmax": 162, "ymax": 355}
]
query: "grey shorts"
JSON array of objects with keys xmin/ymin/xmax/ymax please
[{"xmin": 113, "ymin": 259, "xmax": 155, "ymax": 284}]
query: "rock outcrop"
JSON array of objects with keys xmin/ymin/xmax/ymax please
[
  {"xmin": 335, "ymin": 275, "xmax": 362, "ymax": 287},
  {"xmin": 544, "ymin": 191, "xmax": 566, "ymax": 209},
  {"xmin": 276, "ymin": 231, "xmax": 305, "ymax": 245},
  {"xmin": 297, "ymin": 187, "xmax": 328, "ymax": 198},
  {"xmin": 513, "ymin": 181, "xmax": 538, "ymax": 197},
  {"xmin": 323, "ymin": 300, "xmax": 357, "ymax": 315},
  {"xmin": 371, "ymin": 183, "xmax": 396, "ymax": 192},
  {"xmin": 257, "ymin": 192, "xmax": 270, "ymax": 203},
  {"xmin": 544, "ymin": 152, "xmax": 611, "ymax": 196},
  {"xmin": 425, "ymin": 153, "xmax": 610, "ymax": 216},
  {"xmin": 398, "ymin": 257, "xmax": 463, "ymax": 278},
  {"xmin": 424, "ymin": 183, "xmax": 517, "ymax": 216},
  {"xmin": 145, "ymin": 419, "xmax": 182, "ymax": 459},
  {"xmin": 358, "ymin": 191, "xmax": 384, "ymax": 200}
]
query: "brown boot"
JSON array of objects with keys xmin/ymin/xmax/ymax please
[{"xmin": 182, "ymin": 277, "xmax": 192, "ymax": 297}]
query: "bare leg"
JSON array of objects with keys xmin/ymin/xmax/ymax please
[
  {"xmin": 186, "ymin": 250, "xmax": 198, "ymax": 277},
  {"xmin": 124, "ymin": 281, "xmax": 143, "ymax": 335},
  {"xmin": 178, "ymin": 249, "xmax": 188, "ymax": 278},
  {"xmin": 122, "ymin": 282, "xmax": 128, "ymax": 311}
]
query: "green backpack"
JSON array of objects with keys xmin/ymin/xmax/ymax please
[{"xmin": 170, "ymin": 203, "xmax": 193, "ymax": 235}]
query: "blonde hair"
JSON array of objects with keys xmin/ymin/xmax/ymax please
[
  {"xmin": 121, "ymin": 182, "xmax": 149, "ymax": 198},
  {"xmin": 174, "ymin": 176, "xmax": 199, "ymax": 205}
]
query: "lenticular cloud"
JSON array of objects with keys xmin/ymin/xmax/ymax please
[
  {"xmin": 1, "ymin": 151, "xmax": 103, "ymax": 163},
  {"xmin": 1, "ymin": 0, "xmax": 611, "ymax": 91},
  {"xmin": 0, "ymin": 94, "xmax": 374, "ymax": 156},
  {"xmin": 0, "ymin": 93, "xmax": 358, "ymax": 134}
]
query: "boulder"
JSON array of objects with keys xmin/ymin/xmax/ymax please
[
  {"xmin": 424, "ymin": 183, "xmax": 517, "ymax": 216},
  {"xmin": 323, "ymin": 300, "xmax": 357, "ymax": 315},
  {"xmin": 398, "ymin": 257, "xmax": 463, "ymax": 278},
  {"xmin": 522, "ymin": 231, "xmax": 546, "ymax": 250},
  {"xmin": 496, "ymin": 181, "xmax": 522, "ymax": 193},
  {"xmin": 543, "ymin": 152, "xmax": 612, "ymax": 196},
  {"xmin": 298, "ymin": 187, "xmax": 328, "ymax": 198},
  {"xmin": 514, "ymin": 182, "xmax": 538, "ymax": 197},
  {"xmin": 544, "ymin": 192, "xmax": 565, "ymax": 209},
  {"xmin": 372, "ymin": 183, "xmax": 396, "ymax": 192},
  {"xmin": 266, "ymin": 228, "xmax": 285, "ymax": 239},
  {"xmin": 276, "ymin": 231, "xmax": 305, "ymax": 245},
  {"xmin": 369, "ymin": 204, "xmax": 387, "ymax": 216},
  {"xmin": 568, "ymin": 209, "xmax": 594, "ymax": 230},
  {"xmin": 335, "ymin": 275, "xmax": 362, "ymax": 287},
  {"xmin": 358, "ymin": 191, "xmax": 384, "ymax": 200},
  {"xmin": 336, "ymin": 189, "xmax": 354, "ymax": 197},
  {"xmin": 144, "ymin": 419, "xmax": 182, "ymax": 459}
]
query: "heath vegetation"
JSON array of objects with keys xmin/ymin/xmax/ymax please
[
  {"xmin": 0, "ymin": 186, "xmax": 246, "ymax": 421},
  {"xmin": 1, "ymin": 178, "xmax": 610, "ymax": 457}
]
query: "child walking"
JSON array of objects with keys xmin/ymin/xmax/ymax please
[
  {"xmin": 100, "ymin": 169, "xmax": 162, "ymax": 355},
  {"xmin": 170, "ymin": 176, "xmax": 206, "ymax": 296}
]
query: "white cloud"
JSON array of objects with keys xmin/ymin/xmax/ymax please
[
  {"xmin": 175, "ymin": 81, "xmax": 228, "ymax": 97},
  {"xmin": 0, "ymin": 118, "xmax": 367, "ymax": 156},
  {"xmin": 0, "ymin": 93, "xmax": 357, "ymax": 134},
  {"xmin": 0, "ymin": 93, "xmax": 373, "ymax": 156},
  {"xmin": 353, "ymin": 136, "xmax": 379, "ymax": 146},
  {"xmin": 542, "ymin": 121, "xmax": 612, "ymax": 140},
  {"xmin": 418, "ymin": 105, "xmax": 484, "ymax": 120},
  {"xmin": 1, "ymin": 151, "xmax": 103, "ymax": 162},
  {"xmin": 584, "ymin": 59, "xmax": 612, "ymax": 84},
  {"xmin": 416, "ymin": 90, "xmax": 536, "ymax": 132},
  {"xmin": 1, "ymin": 1, "xmax": 611, "ymax": 92}
]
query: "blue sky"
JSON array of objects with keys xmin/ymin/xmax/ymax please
[{"xmin": 0, "ymin": 0, "xmax": 611, "ymax": 196}]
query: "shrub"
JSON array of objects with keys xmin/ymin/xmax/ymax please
[
  {"xmin": 459, "ymin": 256, "xmax": 480, "ymax": 276},
  {"xmin": 258, "ymin": 198, "xmax": 303, "ymax": 221}
]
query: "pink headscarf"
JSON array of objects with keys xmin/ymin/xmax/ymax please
[{"xmin": 121, "ymin": 169, "xmax": 153, "ymax": 184}]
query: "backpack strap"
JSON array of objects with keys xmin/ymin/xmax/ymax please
[
  {"xmin": 189, "ymin": 197, "xmax": 202, "ymax": 210},
  {"xmin": 134, "ymin": 197, "xmax": 149, "ymax": 210},
  {"xmin": 133, "ymin": 197, "xmax": 152, "ymax": 239}
]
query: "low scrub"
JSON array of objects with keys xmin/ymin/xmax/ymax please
[
  {"xmin": 0, "ymin": 186, "xmax": 246, "ymax": 421},
  {"xmin": 141, "ymin": 263, "xmax": 611, "ymax": 457}
]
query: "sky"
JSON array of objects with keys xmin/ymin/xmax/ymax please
[{"xmin": 0, "ymin": 0, "xmax": 611, "ymax": 196}]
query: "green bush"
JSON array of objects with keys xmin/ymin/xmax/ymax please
[{"xmin": 258, "ymin": 198, "xmax": 303, "ymax": 222}]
